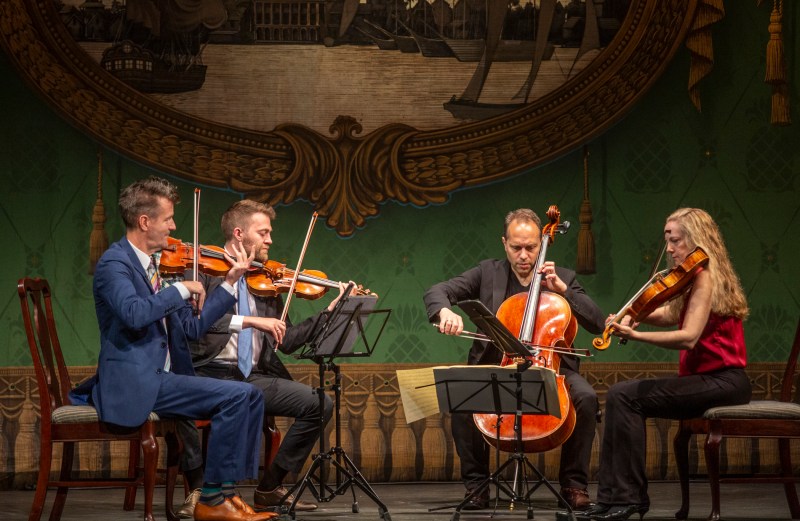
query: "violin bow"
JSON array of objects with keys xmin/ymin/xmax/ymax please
[
  {"xmin": 616, "ymin": 239, "xmax": 667, "ymax": 346},
  {"xmin": 193, "ymin": 188, "xmax": 200, "ymax": 283},
  {"xmin": 278, "ymin": 212, "xmax": 319, "ymax": 325}
]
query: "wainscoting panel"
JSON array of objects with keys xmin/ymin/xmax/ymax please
[{"xmin": 1, "ymin": 362, "xmax": 794, "ymax": 490}]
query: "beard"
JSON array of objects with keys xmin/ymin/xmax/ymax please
[{"xmin": 243, "ymin": 241, "xmax": 268, "ymax": 264}]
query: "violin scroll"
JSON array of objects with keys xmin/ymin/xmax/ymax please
[{"xmin": 592, "ymin": 330, "xmax": 614, "ymax": 351}]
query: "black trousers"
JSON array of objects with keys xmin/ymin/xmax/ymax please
[
  {"xmin": 452, "ymin": 366, "xmax": 598, "ymax": 491},
  {"xmin": 596, "ymin": 368, "xmax": 751, "ymax": 506},
  {"xmin": 182, "ymin": 363, "xmax": 333, "ymax": 476}
]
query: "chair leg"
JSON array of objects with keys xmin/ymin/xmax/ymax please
[
  {"xmin": 49, "ymin": 442, "xmax": 74, "ymax": 521},
  {"xmin": 673, "ymin": 422, "xmax": 691, "ymax": 520},
  {"xmin": 141, "ymin": 423, "xmax": 159, "ymax": 521},
  {"xmin": 779, "ymin": 438, "xmax": 800, "ymax": 519},
  {"xmin": 165, "ymin": 429, "xmax": 181, "ymax": 521},
  {"xmin": 29, "ymin": 440, "xmax": 53, "ymax": 521},
  {"xmin": 264, "ymin": 415, "xmax": 280, "ymax": 470},
  {"xmin": 124, "ymin": 439, "xmax": 139, "ymax": 510},
  {"xmin": 703, "ymin": 428, "xmax": 722, "ymax": 521}
]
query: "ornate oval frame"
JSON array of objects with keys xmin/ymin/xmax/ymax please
[{"xmin": 1, "ymin": 0, "xmax": 707, "ymax": 236}]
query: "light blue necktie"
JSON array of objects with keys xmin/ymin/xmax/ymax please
[{"xmin": 237, "ymin": 277, "xmax": 253, "ymax": 378}]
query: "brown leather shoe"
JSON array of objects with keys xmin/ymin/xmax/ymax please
[
  {"xmin": 560, "ymin": 487, "xmax": 593, "ymax": 510},
  {"xmin": 230, "ymin": 495, "xmax": 257, "ymax": 514},
  {"xmin": 254, "ymin": 486, "xmax": 318, "ymax": 512},
  {"xmin": 194, "ymin": 497, "xmax": 278, "ymax": 521},
  {"xmin": 176, "ymin": 488, "xmax": 201, "ymax": 519}
]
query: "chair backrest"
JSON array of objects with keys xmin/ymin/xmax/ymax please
[
  {"xmin": 779, "ymin": 318, "xmax": 800, "ymax": 403},
  {"xmin": 18, "ymin": 277, "xmax": 73, "ymax": 425}
]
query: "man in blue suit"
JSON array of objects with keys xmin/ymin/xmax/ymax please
[{"xmin": 90, "ymin": 176, "xmax": 275, "ymax": 521}]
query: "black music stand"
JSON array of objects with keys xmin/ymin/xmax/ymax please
[
  {"xmin": 432, "ymin": 300, "xmax": 577, "ymax": 521},
  {"xmin": 288, "ymin": 292, "xmax": 392, "ymax": 521}
]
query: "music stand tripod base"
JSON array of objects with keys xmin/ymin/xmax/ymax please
[
  {"xmin": 430, "ymin": 365, "xmax": 574, "ymax": 521},
  {"xmin": 288, "ymin": 295, "xmax": 392, "ymax": 521}
]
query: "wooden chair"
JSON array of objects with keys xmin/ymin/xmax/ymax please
[
  {"xmin": 674, "ymin": 318, "xmax": 800, "ymax": 521},
  {"xmin": 19, "ymin": 277, "xmax": 181, "ymax": 521}
]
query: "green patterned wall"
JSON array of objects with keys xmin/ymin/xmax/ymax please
[{"xmin": 1, "ymin": 1, "xmax": 798, "ymax": 369}]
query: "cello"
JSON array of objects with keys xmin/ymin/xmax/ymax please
[{"xmin": 473, "ymin": 206, "xmax": 577, "ymax": 453}]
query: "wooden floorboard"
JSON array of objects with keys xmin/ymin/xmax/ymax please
[{"xmin": 4, "ymin": 481, "xmax": 797, "ymax": 521}]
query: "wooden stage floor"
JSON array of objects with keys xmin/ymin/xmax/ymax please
[{"xmin": 5, "ymin": 481, "xmax": 796, "ymax": 521}]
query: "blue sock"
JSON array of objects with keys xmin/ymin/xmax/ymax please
[
  {"xmin": 222, "ymin": 482, "xmax": 237, "ymax": 498},
  {"xmin": 200, "ymin": 483, "xmax": 224, "ymax": 506}
]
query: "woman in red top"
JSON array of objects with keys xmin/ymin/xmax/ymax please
[{"xmin": 578, "ymin": 208, "xmax": 751, "ymax": 521}]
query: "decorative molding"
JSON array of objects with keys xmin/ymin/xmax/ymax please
[
  {"xmin": 3, "ymin": 362, "xmax": 794, "ymax": 489},
  {"xmin": 0, "ymin": 0, "xmax": 702, "ymax": 235}
]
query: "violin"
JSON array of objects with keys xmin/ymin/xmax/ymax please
[
  {"xmin": 245, "ymin": 260, "xmax": 376, "ymax": 299},
  {"xmin": 473, "ymin": 205, "xmax": 577, "ymax": 453},
  {"xmin": 592, "ymin": 246, "xmax": 709, "ymax": 350},
  {"xmin": 159, "ymin": 237, "xmax": 375, "ymax": 299},
  {"xmin": 159, "ymin": 237, "xmax": 238, "ymax": 277}
]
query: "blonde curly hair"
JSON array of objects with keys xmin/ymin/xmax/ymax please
[{"xmin": 665, "ymin": 208, "xmax": 749, "ymax": 321}]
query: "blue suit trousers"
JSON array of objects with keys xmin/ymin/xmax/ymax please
[{"xmin": 154, "ymin": 372, "xmax": 264, "ymax": 483}]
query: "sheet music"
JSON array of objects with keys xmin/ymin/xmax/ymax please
[
  {"xmin": 396, "ymin": 365, "xmax": 477, "ymax": 423},
  {"xmin": 397, "ymin": 364, "xmax": 559, "ymax": 423},
  {"xmin": 396, "ymin": 367, "xmax": 440, "ymax": 423}
]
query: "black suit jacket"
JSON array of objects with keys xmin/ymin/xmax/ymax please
[
  {"xmin": 422, "ymin": 258, "xmax": 605, "ymax": 371},
  {"xmin": 188, "ymin": 271, "xmax": 329, "ymax": 380}
]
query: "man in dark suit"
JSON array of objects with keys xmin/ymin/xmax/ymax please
[
  {"xmin": 178, "ymin": 200, "xmax": 345, "ymax": 516},
  {"xmin": 90, "ymin": 176, "xmax": 274, "ymax": 521},
  {"xmin": 423, "ymin": 208, "xmax": 606, "ymax": 511}
]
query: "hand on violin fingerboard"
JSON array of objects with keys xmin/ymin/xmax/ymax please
[{"xmin": 325, "ymin": 281, "xmax": 359, "ymax": 312}]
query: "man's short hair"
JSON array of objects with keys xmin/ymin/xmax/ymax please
[
  {"xmin": 118, "ymin": 176, "xmax": 180, "ymax": 229},
  {"xmin": 221, "ymin": 200, "xmax": 276, "ymax": 241},
  {"xmin": 503, "ymin": 208, "xmax": 542, "ymax": 238}
]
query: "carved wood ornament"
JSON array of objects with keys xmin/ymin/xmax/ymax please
[{"xmin": 0, "ymin": 0, "xmax": 716, "ymax": 236}]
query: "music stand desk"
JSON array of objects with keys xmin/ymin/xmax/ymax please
[{"xmin": 290, "ymin": 295, "xmax": 392, "ymax": 520}]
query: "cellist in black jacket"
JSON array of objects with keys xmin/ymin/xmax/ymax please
[{"xmin": 423, "ymin": 208, "xmax": 605, "ymax": 511}]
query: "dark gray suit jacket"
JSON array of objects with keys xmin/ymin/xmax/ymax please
[
  {"xmin": 422, "ymin": 258, "xmax": 605, "ymax": 372},
  {"xmin": 188, "ymin": 271, "xmax": 329, "ymax": 380}
]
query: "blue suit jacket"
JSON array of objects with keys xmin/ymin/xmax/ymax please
[{"xmin": 86, "ymin": 237, "xmax": 236, "ymax": 427}]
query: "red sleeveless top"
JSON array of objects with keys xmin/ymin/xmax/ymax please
[{"xmin": 679, "ymin": 312, "xmax": 747, "ymax": 376}]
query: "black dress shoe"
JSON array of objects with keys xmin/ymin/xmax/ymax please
[
  {"xmin": 461, "ymin": 489, "xmax": 489, "ymax": 510},
  {"xmin": 590, "ymin": 504, "xmax": 649, "ymax": 520},
  {"xmin": 573, "ymin": 503, "xmax": 611, "ymax": 519}
]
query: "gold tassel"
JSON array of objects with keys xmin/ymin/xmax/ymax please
[
  {"xmin": 771, "ymin": 83, "xmax": 792, "ymax": 125},
  {"xmin": 764, "ymin": 0, "xmax": 786, "ymax": 84},
  {"xmin": 576, "ymin": 145, "xmax": 595, "ymax": 275},
  {"xmin": 761, "ymin": 0, "xmax": 791, "ymax": 125},
  {"xmin": 89, "ymin": 149, "xmax": 108, "ymax": 274}
]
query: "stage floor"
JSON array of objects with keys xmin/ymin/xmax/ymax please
[{"xmin": 5, "ymin": 481, "xmax": 795, "ymax": 521}]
